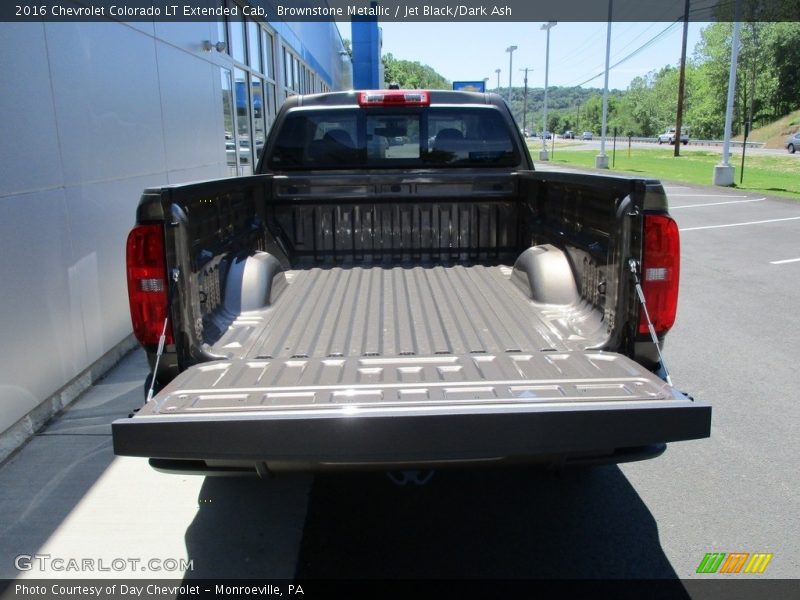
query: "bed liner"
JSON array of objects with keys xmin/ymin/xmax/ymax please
[{"xmin": 209, "ymin": 263, "xmax": 607, "ymax": 362}]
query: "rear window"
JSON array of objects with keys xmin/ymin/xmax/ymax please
[{"xmin": 267, "ymin": 107, "xmax": 519, "ymax": 170}]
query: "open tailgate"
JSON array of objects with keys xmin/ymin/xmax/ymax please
[{"xmin": 112, "ymin": 351, "xmax": 709, "ymax": 468}]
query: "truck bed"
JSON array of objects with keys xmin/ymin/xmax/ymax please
[
  {"xmin": 113, "ymin": 168, "xmax": 710, "ymax": 471},
  {"xmin": 210, "ymin": 263, "xmax": 605, "ymax": 361},
  {"xmin": 114, "ymin": 261, "xmax": 708, "ymax": 470}
]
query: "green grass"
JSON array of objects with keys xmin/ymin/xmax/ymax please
[{"xmin": 538, "ymin": 148, "xmax": 800, "ymax": 200}]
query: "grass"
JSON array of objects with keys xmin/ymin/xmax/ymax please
[{"xmin": 537, "ymin": 147, "xmax": 800, "ymax": 200}]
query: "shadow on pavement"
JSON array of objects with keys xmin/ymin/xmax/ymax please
[
  {"xmin": 0, "ymin": 350, "xmax": 145, "ymax": 579},
  {"xmin": 182, "ymin": 474, "xmax": 313, "ymax": 579},
  {"xmin": 294, "ymin": 465, "xmax": 685, "ymax": 582}
]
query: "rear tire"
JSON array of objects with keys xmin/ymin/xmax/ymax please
[{"xmin": 790, "ymin": 144, "xmax": 796, "ymax": 154}]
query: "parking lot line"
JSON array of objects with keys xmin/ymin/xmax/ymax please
[
  {"xmin": 680, "ymin": 216, "xmax": 800, "ymax": 232},
  {"xmin": 770, "ymin": 258, "xmax": 800, "ymax": 265},
  {"xmin": 668, "ymin": 194, "xmax": 749, "ymax": 198},
  {"xmin": 671, "ymin": 198, "xmax": 766, "ymax": 209}
]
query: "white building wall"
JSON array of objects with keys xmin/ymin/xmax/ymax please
[
  {"xmin": 0, "ymin": 14, "xmax": 349, "ymax": 448},
  {"xmin": 0, "ymin": 20, "xmax": 226, "ymax": 439}
]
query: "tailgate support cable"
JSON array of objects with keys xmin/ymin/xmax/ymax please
[
  {"xmin": 146, "ymin": 268, "xmax": 180, "ymax": 403},
  {"xmin": 628, "ymin": 259, "xmax": 673, "ymax": 387}
]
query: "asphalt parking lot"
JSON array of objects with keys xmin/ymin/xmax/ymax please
[{"xmin": 1, "ymin": 175, "xmax": 797, "ymax": 586}]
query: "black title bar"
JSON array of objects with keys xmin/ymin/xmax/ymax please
[{"xmin": 3, "ymin": 0, "xmax": 799, "ymax": 22}]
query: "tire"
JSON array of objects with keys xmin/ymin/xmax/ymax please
[
  {"xmin": 789, "ymin": 144, "xmax": 796, "ymax": 154},
  {"xmin": 682, "ymin": 140, "xmax": 688, "ymax": 146},
  {"xmin": 658, "ymin": 139, "xmax": 663, "ymax": 145}
]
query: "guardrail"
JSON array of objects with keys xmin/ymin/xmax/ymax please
[{"xmin": 621, "ymin": 136, "xmax": 765, "ymax": 148}]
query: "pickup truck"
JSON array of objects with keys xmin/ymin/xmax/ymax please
[
  {"xmin": 658, "ymin": 127, "xmax": 689, "ymax": 145},
  {"xmin": 112, "ymin": 90, "xmax": 710, "ymax": 475}
]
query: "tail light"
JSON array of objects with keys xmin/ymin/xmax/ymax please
[
  {"xmin": 358, "ymin": 90, "xmax": 430, "ymax": 106},
  {"xmin": 126, "ymin": 224, "xmax": 173, "ymax": 347},
  {"xmin": 639, "ymin": 214, "xmax": 680, "ymax": 336}
]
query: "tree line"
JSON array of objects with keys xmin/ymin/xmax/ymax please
[{"xmin": 380, "ymin": 22, "xmax": 800, "ymax": 139}]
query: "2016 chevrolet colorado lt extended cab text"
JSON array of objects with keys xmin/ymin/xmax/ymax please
[{"xmin": 112, "ymin": 90, "xmax": 710, "ymax": 475}]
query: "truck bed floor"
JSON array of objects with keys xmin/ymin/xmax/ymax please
[{"xmin": 211, "ymin": 264, "xmax": 606, "ymax": 360}]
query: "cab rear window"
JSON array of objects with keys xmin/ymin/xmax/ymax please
[{"xmin": 267, "ymin": 107, "xmax": 519, "ymax": 170}]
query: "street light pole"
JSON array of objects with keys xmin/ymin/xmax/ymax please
[
  {"xmin": 506, "ymin": 45, "xmax": 517, "ymax": 102},
  {"xmin": 495, "ymin": 68, "xmax": 501, "ymax": 92},
  {"xmin": 540, "ymin": 22, "xmax": 557, "ymax": 161},
  {"xmin": 713, "ymin": 0, "xmax": 742, "ymax": 186},
  {"xmin": 596, "ymin": 0, "xmax": 613, "ymax": 169}
]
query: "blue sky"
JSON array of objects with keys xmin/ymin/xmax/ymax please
[{"xmin": 359, "ymin": 21, "xmax": 708, "ymax": 91}]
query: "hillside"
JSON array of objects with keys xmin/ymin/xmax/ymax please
[{"xmin": 734, "ymin": 109, "xmax": 800, "ymax": 149}]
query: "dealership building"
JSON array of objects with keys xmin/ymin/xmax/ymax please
[{"xmin": 0, "ymin": 2, "xmax": 380, "ymax": 459}]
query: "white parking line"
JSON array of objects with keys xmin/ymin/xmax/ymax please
[
  {"xmin": 668, "ymin": 194, "xmax": 749, "ymax": 198},
  {"xmin": 680, "ymin": 216, "xmax": 800, "ymax": 232},
  {"xmin": 770, "ymin": 258, "xmax": 800, "ymax": 265},
  {"xmin": 671, "ymin": 198, "xmax": 766, "ymax": 209}
]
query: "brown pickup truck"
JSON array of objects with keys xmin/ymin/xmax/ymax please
[{"xmin": 112, "ymin": 90, "xmax": 710, "ymax": 475}]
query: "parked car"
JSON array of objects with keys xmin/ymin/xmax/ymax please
[
  {"xmin": 582, "ymin": 131, "xmax": 593, "ymax": 140},
  {"xmin": 658, "ymin": 127, "xmax": 689, "ymax": 145},
  {"xmin": 563, "ymin": 130, "xmax": 575, "ymax": 139},
  {"xmin": 786, "ymin": 131, "xmax": 800, "ymax": 154},
  {"xmin": 541, "ymin": 131, "xmax": 552, "ymax": 140}
]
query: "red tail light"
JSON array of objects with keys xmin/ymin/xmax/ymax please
[
  {"xmin": 357, "ymin": 90, "xmax": 430, "ymax": 106},
  {"xmin": 639, "ymin": 214, "xmax": 680, "ymax": 336},
  {"xmin": 126, "ymin": 224, "xmax": 173, "ymax": 346}
]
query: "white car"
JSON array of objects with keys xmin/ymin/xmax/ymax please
[{"xmin": 658, "ymin": 127, "xmax": 689, "ymax": 145}]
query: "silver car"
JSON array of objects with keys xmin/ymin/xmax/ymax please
[{"xmin": 786, "ymin": 132, "xmax": 800, "ymax": 154}]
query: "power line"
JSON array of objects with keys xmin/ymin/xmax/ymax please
[{"xmin": 563, "ymin": 20, "xmax": 681, "ymax": 88}]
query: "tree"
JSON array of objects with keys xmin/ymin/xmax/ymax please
[{"xmin": 381, "ymin": 53, "xmax": 450, "ymax": 90}]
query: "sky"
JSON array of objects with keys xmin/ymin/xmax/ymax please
[{"xmin": 355, "ymin": 21, "xmax": 709, "ymax": 92}]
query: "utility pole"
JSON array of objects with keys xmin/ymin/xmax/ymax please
[
  {"xmin": 495, "ymin": 68, "xmax": 501, "ymax": 93},
  {"xmin": 674, "ymin": 0, "xmax": 690, "ymax": 157},
  {"xmin": 520, "ymin": 67, "xmax": 532, "ymax": 136}
]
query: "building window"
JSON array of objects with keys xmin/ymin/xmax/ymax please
[
  {"xmin": 230, "ymin": 18, "xmax": 246, "ymax": 64},
  {"xmin": 266, "ymin": 82, "xmax": 276, "ymax": 128},
  {"xmin": 218, "ymin": 14, "xmax": 335, "ymax": 173},
  {"xmin": 262, "ymin": 30, "xmax": 274, "ymax": 80},
  {"xmin": 234, "ymin": 67, "xmax": 253, "ymax": 173},
  {"xmin": 221, "ymin": 68, "xmax": 237, "ymax": 176},
  {"xmin": 283, "ymin": 47, "xmax": 290, "ymax": 89},
  {"xmin": 251, "ymin": 74, "xmax": 266, "ymax": 162},
  {"xmin": 247, "ymin": 18, "xmax": 262, "ymax": 72}
]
